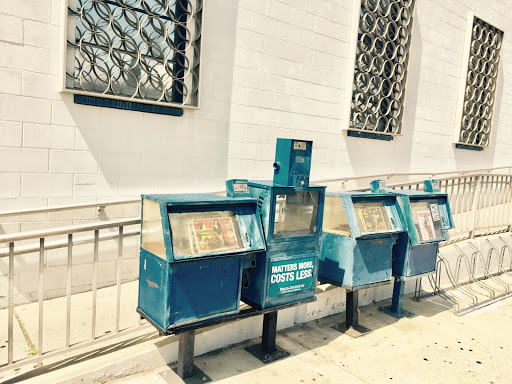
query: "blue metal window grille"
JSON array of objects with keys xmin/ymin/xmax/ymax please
[{"xmin": 65, "ymin": 0, "xmax": 203, "ymax": 107}]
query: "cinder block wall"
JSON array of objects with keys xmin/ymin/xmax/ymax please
[
  {"xmin": 1, "ymin": 0, "xmax": 512, "ymax": 304},
  {"xmin": 1, "ymin": 0, "xmax": 512, "ymax": 213},
  {"xmin": 227, "ymin": 0, "xmax": 512, "ymax": 179}
]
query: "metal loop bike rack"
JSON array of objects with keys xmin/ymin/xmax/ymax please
[{"xmin": 416, "ymin": 239, "xmax": 512, "ymax": 315}]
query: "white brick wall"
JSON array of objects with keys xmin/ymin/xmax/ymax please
[{"xmin": 1, "ymin": 1, "xmax": 512, "ymax": 300}]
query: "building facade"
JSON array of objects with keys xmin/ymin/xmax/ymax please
[{"xmin": 1, "ymin": 0, "xmax": 512, "ymax": 215}]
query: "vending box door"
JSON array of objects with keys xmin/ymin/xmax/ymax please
[
  {"xmin": 169, "ymin": 256, "xmax": 243, "ymax": 327},
  {"xmin": 352, "ymin": 236, "xmax": 395, "ymax": 287}
]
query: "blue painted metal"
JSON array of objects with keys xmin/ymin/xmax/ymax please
[
  {"xmin": 273, "ymin": 138, "xmax": 312, "ymax": 190},
  {"xmin": 373, "ymin": 179, "xmax": 454, "ymax": 279},
  {"xmin": 137, "ymin": 193, "xmax": 266, "ymax": 332},
  {"xmin": 235, "ymin": 138, "xmax": 326, "ymax": 309},
  {"xmin": 73, "ymin": 94, "xmax": 184, "ymax": 116},
  {"xmin": 319, "ymin": 192, "xmax": 406, "ymax": 290},
  {"xmin": 347, "ymin": 130, "xmax": 394, "ymax": 141},
  {"xmin": 371, "ymin": 179, "xmax": 455, "ymax": 317}
]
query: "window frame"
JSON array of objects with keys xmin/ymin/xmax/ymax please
[
  {"xmin": 59, "ymin": 0, "xmax": 204, "ymax": 110},
  {"xmin": 343, "ymin": 0, "xmax": 417, "ymax": 140},
  {"xmin": 454, "ymin": 14, "xmax": 504, "ymax": 150}
]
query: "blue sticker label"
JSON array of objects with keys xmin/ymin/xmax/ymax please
[{"xmin": 268, "ymin": 257, "xmax": 316, "ymax": 297}]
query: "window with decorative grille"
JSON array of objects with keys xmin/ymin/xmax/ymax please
[
  {"xmin": 349, "ymin": 0, "xmax": 415, "ymax": 138},
  {"xmin": 457, "ymin": 17, "xmax": 503, "ymax": 149},
  {"xmin": 64, "ymin": 0, "xmax": 203, "ymax": 108}
]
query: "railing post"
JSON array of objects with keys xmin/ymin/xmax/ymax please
[
  {"xmin": 469, "ymin": 176, "xmax": 482, "ymax": 239},
  {"xmin": 66, "ymin": 234, "xmax": 73, "ymax": 348},
  {"xmin": 38, "ymin": 238, "xmax": 45, "ymax": 356},
  {"xmin": 8, "ymin": 242, "xmax": 14, "ymax": 365},
  {"xmin": 116, "ymin": 226, "xmax": 123, "ymax": 334},
  {"xmin": 91, "ymin": 229, "xmax": 99, "ymax": 341}
]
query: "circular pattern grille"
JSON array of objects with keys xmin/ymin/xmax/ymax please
[
  {"xmin": 66, "ymin": 0, "xmax": 203, "ymax": 107},
  {"xmin": 459, "ymin": 18, "xmax": 503, "ymax": 148},
  {"xmin": 350, "ymin": 0, "xmax": 415, "ymax": 135}
]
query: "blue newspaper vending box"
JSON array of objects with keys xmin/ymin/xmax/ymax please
[
  {"xmin": 318, "ymin": 190, "xmax": 406, "ymax": 336},
  {"xmin": 372, "ymin": 180, "xmax": 454, "ymax": 318},
  {"xmin": 137, "ymin": 194, "xmax": 266, "ymax": 333},
  {"xmin": 319, "ymin": 191, "xmax": 406, "ymax": 289},
  {"xmin": 227, "ymin": 139, "xmax": 326, "ymax": 309}
]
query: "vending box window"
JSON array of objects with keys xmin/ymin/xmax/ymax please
[{"xmin": 137, "ymin": 194, "xmax": 266, "ymax": 333}]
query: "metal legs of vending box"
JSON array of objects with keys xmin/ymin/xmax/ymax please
[
  {"xmin": 333, "ymin": 290, "xmax": 372, "ymax": 338},
  {"xmin": 177, "ymin": 331, "xmax": 198, "ymax": 380},
  {"xmin": 245, "ymin": 311, "xmax": 290, "ymax": 363},
  {"xmin": 161, "ymin": 330, "xmax": 212, "ymax": 384},
  {"xmin": 158, "ymin": 300, "xmax": 315, "ymax": 382},
  {"xmin": 378, "ymin": 278, "xmax": 414, "ymax": 319},
  {"xmin": 167, "ymin": 312, "xmax": 290, "ymax": 383}
]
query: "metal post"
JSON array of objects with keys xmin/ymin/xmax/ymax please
[
  {"xmin": 38, "ymin": 238, "xmax": 45, "ymax": 356},
  {"xmin": 8, "ymin": 242, "xmax": 14, "ymax": 365},
  {"xmin": 345, "ymin": 290, "xmax": 358, "ymax": 328},
  {"xmin": 177, "ymin": 330, "xmax": 195, "ymax": 379},
  {"xmin": 66, "ymin": 234, "xmax": 72, "ymax": 348},
  {"xmin": 379, "ymin": 277, "xmax": 414, "ymax": 319},
  {"xmin": 469, "ymin": 176, "xmax": 481, "ymax": 239},
  {"xmin": 413, "ymin": 277, "xmax": 422, "ymax": 302},
  {"xmin": 116, "ymin": 226, "xmax": 123, "ymax": 334},
  {"xmin": 390, "ymin": 278, "xmax": 405, "ymax": 314},
  {"xmin": 333, "ymin": 290, "xmax": 371, "ymax": 337},
  {"xmin": 245, "ymin": 310, "xmax": 290, "ymax": 363},
  {"xmin": 91, "ymin": 229, "xmax": 99, "ymax": 341},
  {"xmin": 261, "ymin": 312, "xmax": 278, "ymax": 353}
]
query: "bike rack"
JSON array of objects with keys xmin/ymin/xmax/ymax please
[{"xmin": 415, "ymin": 238, "xmax": 512, "ymax": 315}]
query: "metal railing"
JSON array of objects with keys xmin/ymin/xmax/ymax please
[
  {"xmin": 0, "ymin": 218, "xmax": 148, "ymax": 372},
  {"xmin": 383, "ymin": 174, "xmax": 512, "ymax": 239},
  {"xmin": 1, "ymin": 167, "xmax": 512, "ymax": 371}
]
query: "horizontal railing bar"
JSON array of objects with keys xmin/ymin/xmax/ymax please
[
  {"xmin": 0, "ymin": 229, "xmax": 140, "ymax": 257},
  {"xmin": 1, "ymin": 167, "xmax": 511, "ymax": 219},
  {"xmin": 0, "ymin": 218, "xmax": 140, "ymax": 243},
  {"xmin": 0, "ymin": 174, "xmax": 510, "ymax": 245},
  {"xmin": 0, "ymin": 199, "xmax": 140, "ymax": 218},
  {"xmin": 320, "ymin": 167, "xmax": 512, "ymax": 184},
  {"xmin": 352, "ymin": 173, "xmax": 512, "ymax": 192}
]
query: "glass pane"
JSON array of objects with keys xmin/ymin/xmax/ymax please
[
  {"xmin": 274, "ymin": 191, "xmax": 320, "ymax": 238},
  {"xmin": 323, "ymin": 196, "xmax": 351, "ymax": 236},
  {"xmin": 410, "ymin": 199, "xmax": 444, "ymax": 242},
  {"xmin": 141, "ymin": 199, "xmax": 166, "ymax": 258},
  {"xmin": 353, "ymin": 201, "xmax": 392, "ymax": 234},
  {"xmin": 169, "ymin": 211, "xmax": 244, "ymax": 257}
]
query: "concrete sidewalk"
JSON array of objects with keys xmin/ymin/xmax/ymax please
[{"xmin": 108, "ymin": 294, "xmax": 512, "ymax": 384}]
